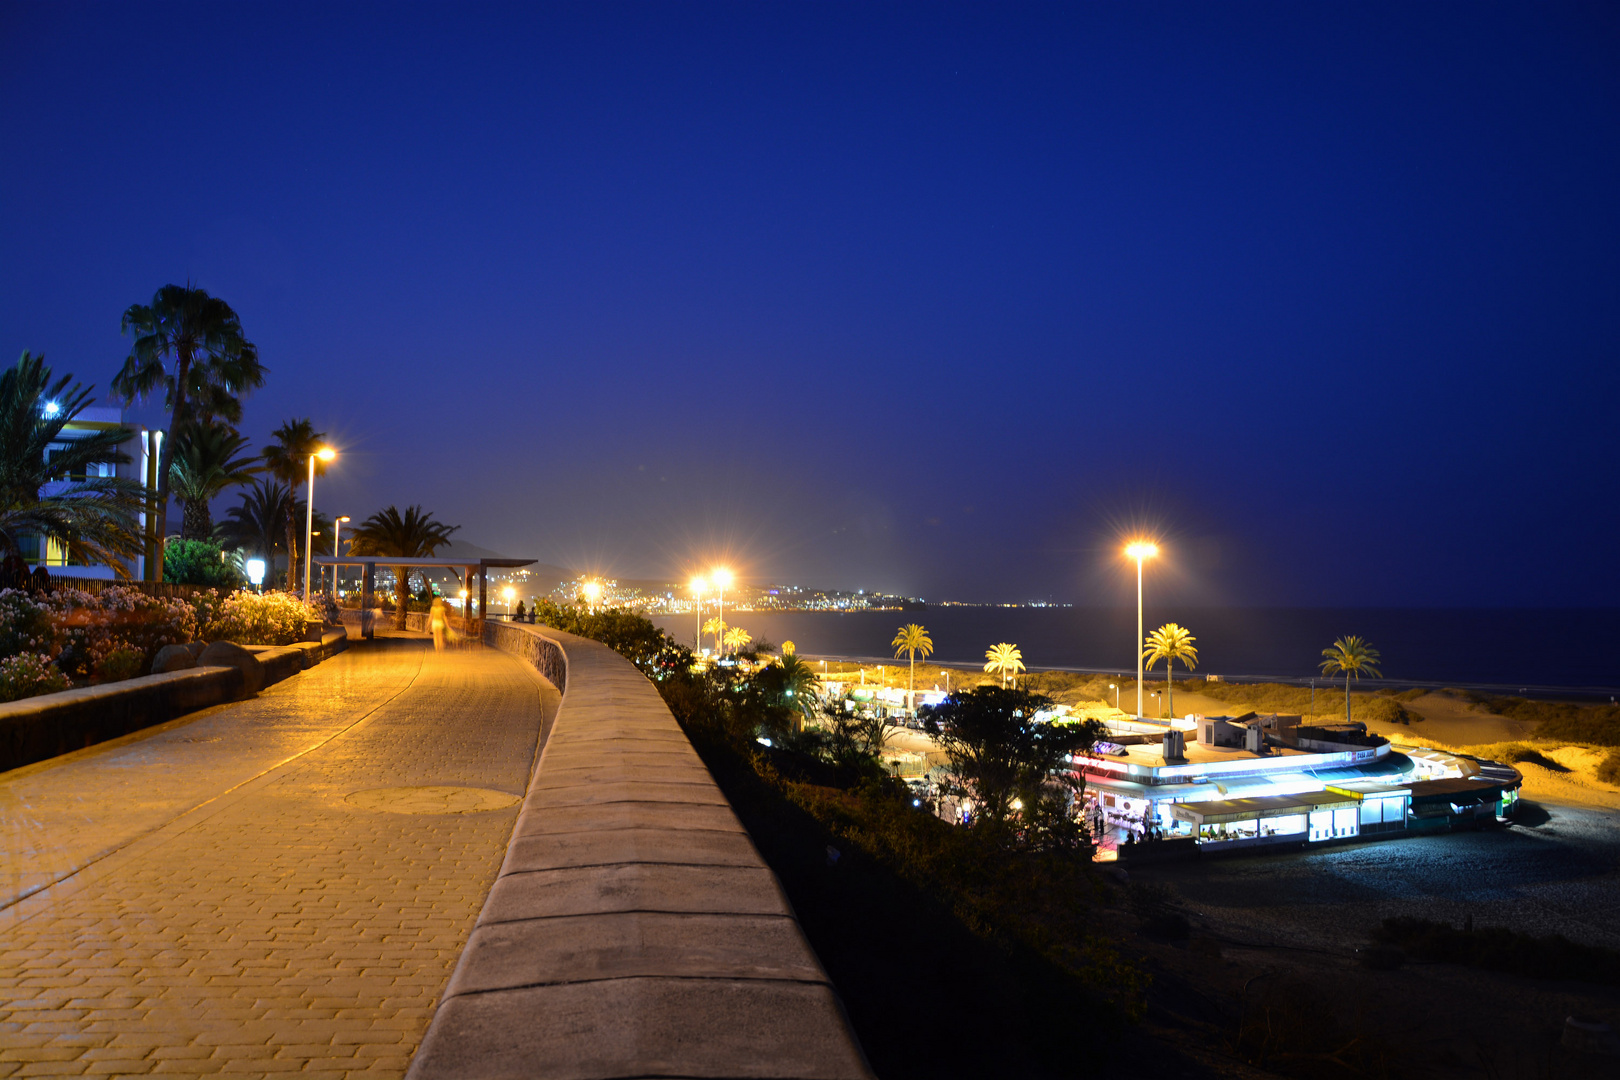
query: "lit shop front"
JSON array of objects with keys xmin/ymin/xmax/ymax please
[{"xmin": 1073, "ymin": 713, "xmax": 1521, "ymax": 853}]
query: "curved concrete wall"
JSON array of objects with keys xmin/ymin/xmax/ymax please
[{"xmin": 408, "ymin": 621, "xmax": 873, "ymax": 1080}]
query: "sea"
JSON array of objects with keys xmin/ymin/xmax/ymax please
[{"xmin": 651, "ymin": 607, "xmax": 1620, "ymax": 697}]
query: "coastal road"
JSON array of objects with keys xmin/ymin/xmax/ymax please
[{"xmin": 0, "ymin": 634, "xmax": 556, "ymax": 1078}]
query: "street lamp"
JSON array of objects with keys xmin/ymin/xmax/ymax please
[
  {"xmin": 1109, "ymin": 682, "xmax": 1119, "ymax": 710},
  {"xmin": 689, "ymin": 576, "xmax": 707, "ymax": 652},
  {"xmin": 303, "ymin": 447, "xmax": 336, "ymax": 600},
  {"xmin": 246, "ymin": 558, "xmax": 266, "ymax": 593},
  {"xmin": 332, "ymin": 516, "xmax": 350, "ymax": 596},
  {"xmin": 1125, "ymin": 541, "xmax": 1159, "ymax": 720},
  {"xmin": 711, "ymin": 567, "xmax": 733, "ymax": 653},
  {"xmin": 502, "ymin": 585, "xmax": 515, "ymax": 617},
  {"xmin": 582, "ymin": 578, "xmax": 603, "ymax": 615}
]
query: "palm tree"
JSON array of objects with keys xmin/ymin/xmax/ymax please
[
  {"xmin": 891, "ymin": 623, "xmax": 934, "ymax": 712},
  {"xmin": 763, "ymin": 649, "xmax": 821, "ymax": 728},
  {"xmin": 168, "ymin": 419, "xmax": 259, "ymax": 540},
  {"xmin": 347, "ymin": 505, "xmax": 459, "ymax": 629},
  {"xmin": 0, "ymin": 352, "xmax": 143, "ymax": 579},
  {"xmin": 261, "ymin": 419, "xmax": 327, "ymax": 589},
  {"xmin": 220, "ymin": 477, "xmax": 291, "ymax": 575},
  {"xmin": 1142, "ymin": 623, "xmax": 1199, "ymax": 718},
  {"xmin": 702, "ymin": 615, "xmax": 726, "ymax": 654},
  {"xmin": 983, "ymin": 642, "xmax": 1025, "ymax": 688},
  {"xmin": 723, "ymin": 626, "xmax": 752, "ymax": 654},
  {"xmin": 1320, "ymin": 636, "xmax": 1382, "ymax": 723},
  {"xmin": 114, "ymin": 285, "xmax": 265, "ymax": 549},
  {"xmin": 219, "ymin": 479, "xmax": 328, "ymax": 586}
]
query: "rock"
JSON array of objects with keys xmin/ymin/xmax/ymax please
[
  {"xmin": 198, "ymin": 639, "xmax": 266, "ymax": 696},
  {"xmin": 150, "ymin": 644, "xmax": 196, "ymax": 674},
  {"xmin": 184, "ymin": 640, "xmax": 206, "ymax": 660}
]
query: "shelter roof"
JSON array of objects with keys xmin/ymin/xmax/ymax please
[{"xmin": 311, "ymin": 556, "xmax": 536, "ymax": 570}]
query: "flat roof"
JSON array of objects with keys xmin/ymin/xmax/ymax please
[
  {"xmin": 1171, "ymin": 791, "xmax": 1361, "ymax": 825},
  {"xmin": 1406, "ymin": 777, "xmax": 1513, "ymax": 800}
]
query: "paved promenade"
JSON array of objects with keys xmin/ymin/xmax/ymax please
[{"xmin": 0, "ymin": 635, "xmax": 556, "ymax": 1078}]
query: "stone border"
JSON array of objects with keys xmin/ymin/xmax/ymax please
[
  {"xmin": 407, "ymin": 622, "xmax": 874, "ymax": 1080},
  {"xmin": 0, "ymin": 627, "xmax": 348, "ymax": 774}
]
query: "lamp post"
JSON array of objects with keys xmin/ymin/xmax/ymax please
[
  {"xmin": 712, "ymin": 567, "xmax": 732, "ymax": 654},
  {"xmin": 582, "ymin": 579, "xmax": 602, "ymax": 615},
  {"xmin": 1109, "ymin": 682, "xmax": 1119, "ymax": 710},
  {"xmin": 690, "ymin": 576, "xmax": 707, "ymax": 652},
  {"xmin": 332, "ymin": 516, "xmax": 350, "ymax": 596},
  {"xmin": 303, "ymin": 447, "xmax": 336, "ymax": 600},
  {"xmin": 246, "ymin": 558, "xmax": 266, "ymax": 594},
  {"xmin": 1125, "ymin": 541, "xmax": 1159, "ymax": 720},
  {"xmin": 502, "ymin": 585, "xmax": 515, "ymax": 618}
]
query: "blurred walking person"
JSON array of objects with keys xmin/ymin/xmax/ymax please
[{"xmin": 428, "ymin": 596, "xmax": 456, "ymax": 652}]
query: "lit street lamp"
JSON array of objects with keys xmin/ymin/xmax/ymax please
[
  {"xmin": 711, "ymin": 567, "xmax": 733, "ymax": 653},
  {"xmin": 246, "ymin": 558, "xmax": 266, "ymax": 593},
  {"xmin": 1125, "ymin": 541, "xmax": 1159, "ymax": 719},
  {"xmin": 502, "ymin": 585, "xmax": 515, "ymax": 617},
  {"xmin": 582, "ymin": 578, "xmax": 603, "ymax": 615},
  {"xmin": 332, "ymin": 515, "xmax": 350, "ymax": 595},
  {"xmin": 1109, "ymin": 682, "xmax": 1119, "ymax": 710},
  {"xmin": 303, "ymin": 447, "xmax": 337, "ymax": 600}
]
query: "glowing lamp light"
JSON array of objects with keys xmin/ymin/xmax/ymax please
[
  {"xmin": 42, "ymin": 400, "xmax": 60, "ymax": 418},
  {"xmin": 245, "ymin": 559, "xmax": 266, "ymax": 587},
  {"xmin": 690, "ymin": 576, "xmax": 707, "ymax": 593},
  {"xmin": 1125, "ymin": 541, "xmax": 1159, "ymax": 561},
  {"xmin": 582, "ymin": 580, "xmax": 603, "ymax": 602},
  {"xmin": 316, "ymin": 447, "xmax": 337, "ymax": 462},
  {"xmin": 711, "ymin": 567, "xmax": 733, "ymax": 588}
]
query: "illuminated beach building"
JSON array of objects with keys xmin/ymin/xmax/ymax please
[{"xmin": 1074, "ymin": 712, "xmax": 1521, "ymax": 853}]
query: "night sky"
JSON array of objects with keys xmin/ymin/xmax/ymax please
[{"xmin": 3, "ymin": 2, "xmax": 1617, "ymax": 607}]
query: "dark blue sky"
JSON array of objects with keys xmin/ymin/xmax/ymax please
[{"xmin": 3, "ymin": 2, "xmax": 1617, "ymax": 606}]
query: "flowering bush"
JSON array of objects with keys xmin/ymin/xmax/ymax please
[
  {"xmin": 0, "ymin": 652, "xmax": 70, "ymax": 703},
  {"xmin": 204, "ymin": 590, "xmax": 319, "ymax": 646},
  {"xmin": 0, "ymin": 590, "xmax": 53, "ymax": 658},
  {"xmin": 38, "ymin": 588, "xmax": 198, "ymax": 680}
]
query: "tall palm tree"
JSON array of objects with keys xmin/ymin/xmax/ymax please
[
  {"xmin": 0, "ymin": 352, "xmax": 143, "ymax": 579},
  {"xmin": 1142, "ymin": 623, "xmax": 1198, "ymax": 718},
  {"xmin": 763, "ymin": 649, "xmax": 821, "ymax": 728},
  {"xmin": 1320, "ymin": 636, "xmax": 1382, "ymax": 723},
  {"xmin": 219, "ymin": 479, "xmax": 328, "ymax": 586},
  {"xmin": 702, "ymin": 615, "xmax": 726, "ymax": 654},
  {"xmin": 891, "ymin": 622, "xmax": 934, "ymax": 712},
  {"xmin": 723, "ymin": 626, "xmax": 752, "ymax": 654},
  {"xmin": 983, "ymin": 642, "xmax": 1025, "ymax": 688},
  {"xmin": 261, "ymin": 419, "xmax": 327, "ymax": 589},
  {"xmin": 168, "ymin": 418, "xmax": 259, "ymax": 540},
  {"xmin": 114, "ymin": 285, "xmax": 265, "ymax": 548},
  {"xmin": 220, "ymin": 477, "xmax": 291, "ymax": 573},
  {"xmin": 347, "ymin": 505, "xmax": 459, "ymax": 629}
]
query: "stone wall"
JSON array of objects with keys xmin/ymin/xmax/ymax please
[{"xmin": 406, "ymin": 621, "xmax": 873, "ymax": 1080}]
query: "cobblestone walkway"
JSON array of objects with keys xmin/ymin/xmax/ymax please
[{"xmin": 0, "ymin": 635, "xmax": 555, "ymax": 1078}]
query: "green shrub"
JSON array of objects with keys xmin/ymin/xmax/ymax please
[
  {"xmin": 1597, "ymin": 749, "xmax": 1620, "ymax": 785},
  {"xmin": 0, "ymin": 589, "xmax": 53, "ymax": 657},
  {"xmin": 204, "ymin": 590, "xmax": 318, "ymax": 646},
  {"xmin": 164, "ymin": 539, "xmax": 242, "ymax": 588},
  {"xmin": 1464, "ymin": 741, "xmax": 1567, "ymax": 772},
  {"xmin": 94, "ymin": 644, "xmax": 145, "ymax": 683},
  {"xmin": 0, "ymin": 652, "xmax": 70, "ymax": 702}
]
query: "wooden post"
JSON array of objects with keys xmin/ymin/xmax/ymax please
[{"xmin": 462, "ymin": 568, "xmax": 473, "ymax": 625}]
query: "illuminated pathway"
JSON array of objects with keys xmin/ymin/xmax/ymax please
[{"xmin": 0, "ymin": 634, "xmax": 556, "ymax": 1078}]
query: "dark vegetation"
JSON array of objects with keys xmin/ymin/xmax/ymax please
[
  {"xmin": 163, "ymin": 538, "xmax": 241, "ymax": 588},
  {"xmin": 1442, "ymin": 689, "xmax": 1620, "ymax": 746},
  {"xmin": 1026, "ymin": 669, "xmax": 1420, "ymax": 724},
  {"xmin": 1375, "ymin": 916, "xmax": 1620, "ymax": 987},
  {"xmin": 542, "ymin": 602, "xmax": 1155, "ymax": 1079}
]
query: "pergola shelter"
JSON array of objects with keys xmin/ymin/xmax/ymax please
[{"xmin": 312, "ymin": 555, "xmax": 537, "ymax": 638}]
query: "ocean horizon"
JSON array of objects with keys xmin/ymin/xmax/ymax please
[{"xmin": 651, "ymin": 606, "xmax": 1620, "ymax": 695}]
